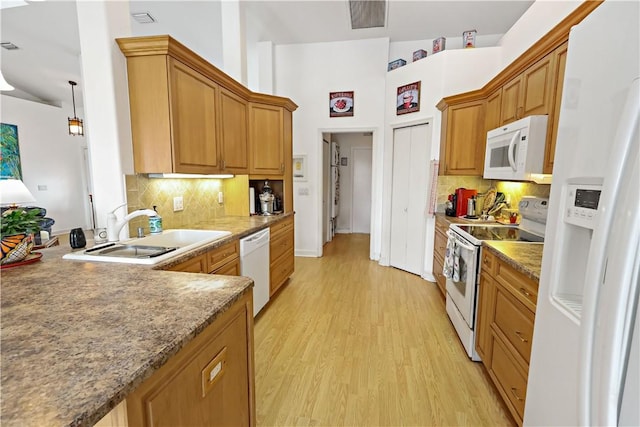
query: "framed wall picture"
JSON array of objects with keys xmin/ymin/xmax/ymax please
[
  {"xmin": 293, "ymin": 155, "xmax": 307, "ymax": 181},
  {"xmin": 329, "ymin": 91, "xmax": 354, "ymax": 117},
  {"xmin": 0, "ymin": 123, "xmax": 22, "ymax": 179},
  {"xmin": 396, "ymin": 81, "xmax": 421, "ymax": 115}
]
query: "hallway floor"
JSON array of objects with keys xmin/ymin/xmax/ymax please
[{"xmin": 254, "ymin": 233, "xmax": 514, "ymax": 426}]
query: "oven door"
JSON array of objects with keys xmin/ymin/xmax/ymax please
[{"xmin": 445, "ymin": 230, "xmax": 480, "ymax": 328}]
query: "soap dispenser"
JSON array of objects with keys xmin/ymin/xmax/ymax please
[{"xmin": 149, "ymin": 205, "xmax": 163, "ymax": 234}]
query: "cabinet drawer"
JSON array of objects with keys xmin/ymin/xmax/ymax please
[
  {"xmin": 495, "ymin": 260, "xmax": 538, "ymax": 311},
  {"xmin": 207, "ymin": 240, "xmax": 239, "ymax": 273},
  {"xmin": 211, "ymin": 258, "xmax": 240, "ymax": 276},
  {"xmin": 490, "ymin": 335, "xmax": 528, "ymax": 424},
  {"xmin": 270, "ymin": 249, "xmax": 293, "ymax": 296},
  {"xmin": 434, "ymin": 229, "xmax": 448, "ymax": 259},
  {"xmin": 432, "ymin": 253, "xmax": 446, "ymax": 296},
  {"xmin": 169, "ymin": 254, "xmax": 207, "ymax": 273},
  {"xmin": 481, "ymin": 249, "xmax": 497, "ymax": 276},
  {"xmin": 270, "ymin": 228, "xmax": 294, "ymax": 263},
  {"xmin": 435, "ymin": 216, "xmax": 450, "ymax": 235},
  {"xmin": 493, "ymin": 284, "xmax": 535, "ymax": 365},
  {"xmin": 270, "ymin": 217, "xmax": 293, "ymax": 239}
]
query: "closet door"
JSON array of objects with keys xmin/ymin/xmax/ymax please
[{"xmin": 390, "ymin": 123, "xmax": 431, "ymax": 275}]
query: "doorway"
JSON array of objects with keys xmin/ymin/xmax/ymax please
[
  {"xmin": 321, "ymin": 131, "xmax": 373, "ymax": 248},
  {"xmin": 389, "ymin": 122, "xmax": 431, "ymax": 275}
]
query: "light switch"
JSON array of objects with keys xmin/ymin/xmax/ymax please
[{"xmin": 298, "ymin": 187, "xmax": 309, "ymax": 196}]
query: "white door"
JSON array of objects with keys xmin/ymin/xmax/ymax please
[
  {"xmin": 389, "ymin": 123, "xmax": 431, "ymax": 275},
  {"xmin": 351, "ymin": 147, "xmax": 372, "ymax": 233}
]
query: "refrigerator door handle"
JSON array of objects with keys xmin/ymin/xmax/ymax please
[
  {"xmin": 579, "ymin": 77, "xmax": 640, "ymax": 426},
  {"xmin": 508, "ymin": 130, "xmax": 520, "ymax": 171}
]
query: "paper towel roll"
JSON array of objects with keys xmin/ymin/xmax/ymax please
[{"xmin": 249, "ymin": 187, "xmax": 256, "ymax": 214}]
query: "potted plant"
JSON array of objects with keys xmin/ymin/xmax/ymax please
[{"xmin": 1, "ymin": 207, "xmax": 41, "ymax": 265}]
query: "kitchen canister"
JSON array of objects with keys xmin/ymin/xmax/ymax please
[{"xmin": 149, "ymin": 206, "xmax": 163, "ymax": 234}]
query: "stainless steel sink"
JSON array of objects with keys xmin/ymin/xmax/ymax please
[{"xmin": 85, "ymin": 244, "xmax": 178, "ymax": 259}]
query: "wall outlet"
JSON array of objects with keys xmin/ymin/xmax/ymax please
[
  {"xmin": 173, "ymin": 196, "xmax": 184, "ymax": 212},
  {"xmin": 218, "ymin": 191, "xmax": 224, "ymax": 204}
]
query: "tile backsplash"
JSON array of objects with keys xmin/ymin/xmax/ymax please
[
  {"xmin": 124, "ymin": 174, "xmax": 248, "ymax": 236},
  {"xmin": 435, "ymin": 175, "xmax": 550, "ymax": 216}
]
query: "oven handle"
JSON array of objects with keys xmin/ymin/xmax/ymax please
[{"xmin": 447, "ymin": 230, "xmax": 476, "ymax": 252}]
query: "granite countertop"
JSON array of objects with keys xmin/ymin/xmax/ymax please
[
  {"xmin": 483, "ymin": 241, "xmax": 544, "ymax": 281},
  {"xmin": 0, "ymin": 213, "xmax": 292, "ymax": 427}
]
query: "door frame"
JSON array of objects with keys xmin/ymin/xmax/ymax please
[{"xmin": 315, "ymin": 127, "xmax": 378, "ymax": 258}]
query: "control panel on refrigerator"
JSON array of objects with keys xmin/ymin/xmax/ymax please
[{"xmin": 564, "ymin": 181, "xmax": 603, "ymax": 229}]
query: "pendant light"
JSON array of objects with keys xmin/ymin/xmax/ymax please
[{"xmin": 68, "ymin": 80, "xmax": 84, "ymax": 136}]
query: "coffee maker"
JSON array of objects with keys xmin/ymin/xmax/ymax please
[{"xmin": 259, "ymin": 181, "xmax": 275, "ymax": 215}]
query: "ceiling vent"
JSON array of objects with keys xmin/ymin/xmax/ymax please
[
  {"xmin": 349, "ymin": 0, "xmax": 386, "ymax": 29},
  {"xmin": 1, "ymin": 42, "xmax": 20, "ymax": 50},
  {"xmin": 131, "ymin": 12, "xmax": 156, "ymax": 24}
]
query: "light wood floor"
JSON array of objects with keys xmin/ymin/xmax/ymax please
[{"xmin": 254, "ymin": 234, "xmax": 515, "ymax": 427}]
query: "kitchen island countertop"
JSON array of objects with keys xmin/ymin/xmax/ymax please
[{"xmin": 0, "ymin": 213, "xmax": 292, "ymax": 427}]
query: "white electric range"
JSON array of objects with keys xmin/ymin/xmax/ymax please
[{"xmin": 445, "ymin": 196, "xmax": 548, "ymax": 361}]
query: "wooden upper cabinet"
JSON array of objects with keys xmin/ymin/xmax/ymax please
[
  {"xmin": 545, "ymin": 41, "xmax": 569, "ymax": 174},
  {"xmin": 440, "ymin": 100, "xmax": 486, "ymax": 176},
  {"xmin": 169, "ymin": 58, "xmax": 221, "ymax": 173},
  {"xmin": 218, "ymin": 87, "xmax": 249, "ymax": 174},
  {"xmin": 485, "ymin": 88, "xmax": 503, "ymax": 134},
  {"xmin": 500, "ymin": 53, "xmax": 556, "ymax": 125},
  {"xmin": 249, "ymin": 103, "xmax": 285, "ymax": 176}
]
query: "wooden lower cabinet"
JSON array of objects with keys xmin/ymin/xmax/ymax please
[
  {"xmin": 269, "ymin": 216, "xmax": 294, "ymax": 296},
  {"xmin": 168, "ymin": 240, "xmax": 240, "ymax": 276},
  {"xmin": 126, "ymin": 291, "xmax": 255, "ymax": 427},
  {"xmin": 432, "ymin": 216, "xmax": 449, "ymax": 296},
  {"xmin": 475, "ymin": 248, "xmax": 538, "ymax": 426}
]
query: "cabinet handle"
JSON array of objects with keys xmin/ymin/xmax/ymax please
[
  {"xmin": 519, "ymin": 287, "xmax": 532, "ymax": 297},
  {"xmin": 514, "ymin": 331, "xmax": 529, "ymax": 343},
  {"xmin": 517, "ymin": 106, "xmax": 524, "ymax": 119},
  {"xmin": 221, "ymin": 159, "xmax": 226, "ymax": 170},
  {"xmin": 483, "ymin": 257, "xmax": 490, "ymax": 264},
  {"xmin": 510, "ymin": 387, "xmax": 524, "ymax": 402},
  {"xmin": 280, "ymin": 163, "xmax": 285, "ymax": 172}
]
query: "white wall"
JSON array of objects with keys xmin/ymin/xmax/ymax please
[
  {"xmin": 1, "ymin": 95, "xmax": 90, "ymax": 233},
  {"xmin": 274, "ymin": 38, "xmax": 389, "ymax": 258},
  {"xmin": 332, "ymin": 133, "xmax": 373, "ymax": 233},
  {"xmin": 380, "ymin": 47, "xmax": 502, "ymax": 278},
  {"xmin": 499, "ymin": 0, "xmax": 583, "ymax": 67}
]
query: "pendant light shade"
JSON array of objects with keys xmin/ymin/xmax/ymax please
[{"xmin": 68, "ymin": 80, "xmax": 84, "ymax": 136}]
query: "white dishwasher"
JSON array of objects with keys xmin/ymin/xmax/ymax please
[{"xmin": 240, "ymin": 228, "xmax": 270, "ymax": 317}]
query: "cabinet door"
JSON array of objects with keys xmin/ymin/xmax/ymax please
[
  {"xmin": 168, "ymin": 254, "xmax": 208, "ymax": 273},
  {"xmin": 249, "ymin": 103, "xmax": 284, "ymax": 175},
  {"xmin": 521, "ymin": 53, "xmax": 556, "ymax": 117},
  {"xmin": 442, "ymin": 101, "xmax": 485, "ymax": 175},
  {"xmin": 169, "ymin": 59, "xmax": 220, "ymax": 174},
  {"xmin": 500, "ymin": 76, "xmax": 522, "ymax": 125},
  {"xmin": 219, "ymin": 88, "xmax": 249, "ymax": 174},
  {"xmin": 544, "ymin": 41, "xmax": 568, "ymax": 174},
  {"xmin": 126, "ymin": 296, "xmax": 252, "ymax": 427},
  {"xmin": 485, "ymin": 88, "xmax": 502, "ymax": 134},
  {"xmin": 476, "ymin": 272, "xmax": 496, "ymax": 363}
]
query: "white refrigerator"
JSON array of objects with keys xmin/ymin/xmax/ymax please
[{"xmin": 525, "ymin": 1, "xmax": 639, "ymax": 426}]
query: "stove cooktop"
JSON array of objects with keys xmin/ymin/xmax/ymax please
[{"xmin": 455, "ymin": 225, "xmax": 544, "ymax": 243}]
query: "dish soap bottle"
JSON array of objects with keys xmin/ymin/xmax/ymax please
[{"xmin": 149, "ymin": 205, "xmax": 163, "ymax": 234}]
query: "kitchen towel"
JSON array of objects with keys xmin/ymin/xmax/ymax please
[
  {"xmin": 443, "ymin": 233, "xmax": 466, "ymax": 282},
  {"xmin": 443, "ymin": 233, "xmax": 455, "ymax": 279}
]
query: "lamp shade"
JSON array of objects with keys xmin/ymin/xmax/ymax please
[{"xmin": 0, "ymin": 179, "xmax": 36, "ymax": 207}]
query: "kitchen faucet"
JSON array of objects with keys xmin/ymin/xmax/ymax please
[{"xmin": 106, "ymin": 203, "xmax": 157, "ymax": 242}]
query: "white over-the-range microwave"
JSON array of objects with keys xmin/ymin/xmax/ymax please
[{"xmin": 483, "ymin": 115, "xmax": 552, "ymax": 184}]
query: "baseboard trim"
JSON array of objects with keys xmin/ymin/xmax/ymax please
[{"xmin": 295, "ymin": 249, "xmax": 319, "ymax": 258}]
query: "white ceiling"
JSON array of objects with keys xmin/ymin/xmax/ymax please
[{"xmin": 0, "ymin": 0, "xmax": 534, "ymax": 108}]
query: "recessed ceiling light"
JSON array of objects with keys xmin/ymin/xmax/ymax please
[
  {"xmin": 1, "ymin": 42, "xmax": 20, "ymax": 50},
  {"xmin": 131, "ymin": 12, "xmax": 156, "ymax": 24}
]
